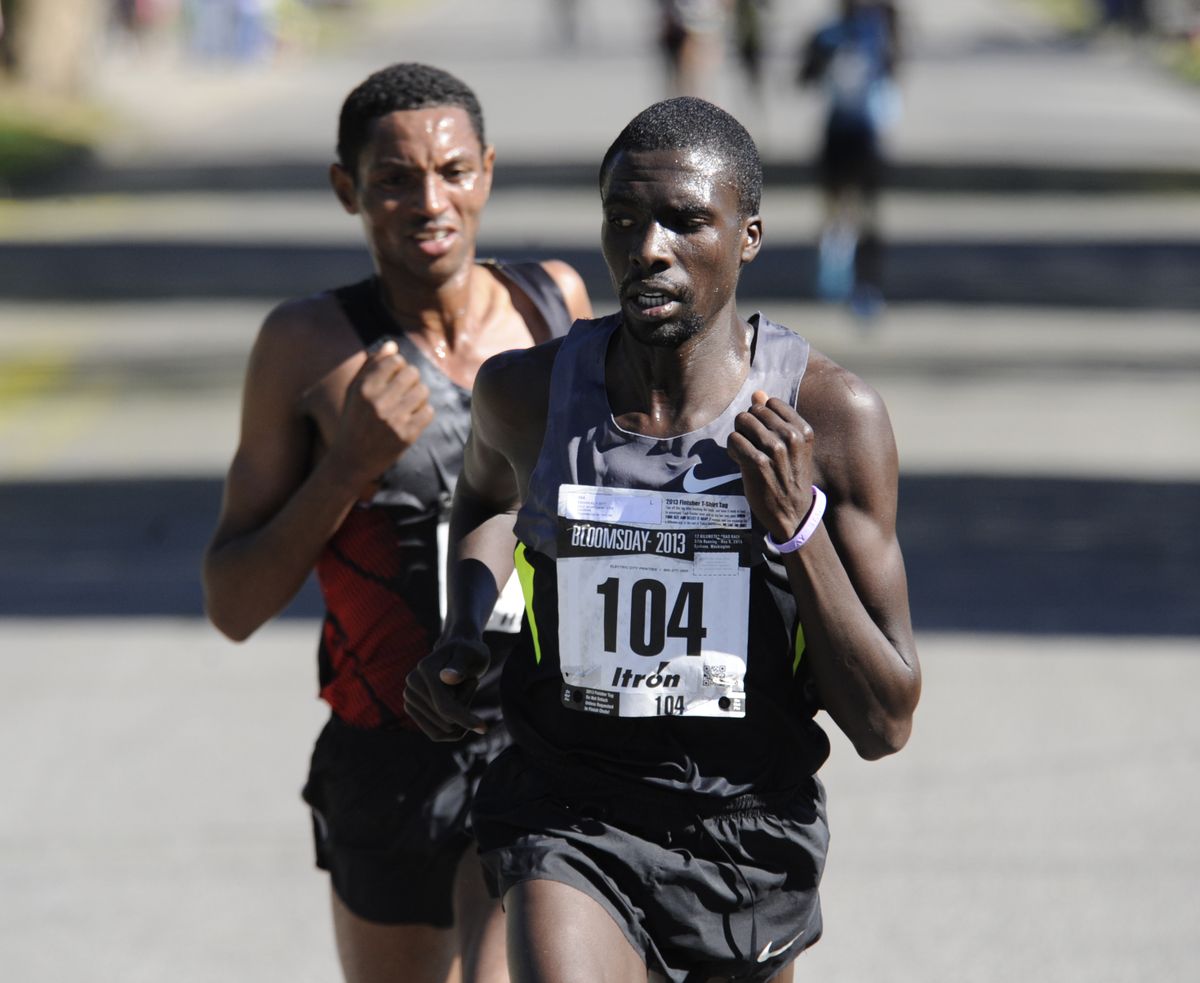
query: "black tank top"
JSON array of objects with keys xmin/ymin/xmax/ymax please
[
  {"xmin": 506, "ymin": 313, "xmax": 831, "ymax": 796},
  {"xmin": 314, "ymin": 261, "xmax": 574, "ymax": 730}
]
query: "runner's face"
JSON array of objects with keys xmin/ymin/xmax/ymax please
[
  {"xmin": 601, "ymin": 147, "xmax": 760, "ymax": 347},
  {"xmin": 336, "ymin": 107, "xmax": 493, "ymax": 283}
]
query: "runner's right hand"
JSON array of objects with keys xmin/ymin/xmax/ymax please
[
  {"xmin": 405, "ymin": 637, "xmax": 492, "ymax": 740},
  {"xmin": 330, "ymin": 340, "xmax": 434, "ymax": 484}
]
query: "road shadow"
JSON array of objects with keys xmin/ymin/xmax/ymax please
[
  {"xmin": 12, "ymin": 158, "xmax": 1200, "ymax": 197},
  {"xmin": 4, "ymin": 239, "xmax": 1200, "ymax": 309},
  {"xmin": 1, "ymin": 474, "xmax": 1196, "ymax": 635}
]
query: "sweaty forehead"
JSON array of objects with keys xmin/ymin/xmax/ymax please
[
  {"xmin": 601, "ymin": 147, "xmax": 734, "ymax": 204},
  {"xmin": 365, "ymin": 107, "xmax": 482, "ymax": 157}
]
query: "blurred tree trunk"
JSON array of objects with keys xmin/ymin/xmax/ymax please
[{"xmin": 5, "ymin": 0, "xmax": 109, "ymax": 95}]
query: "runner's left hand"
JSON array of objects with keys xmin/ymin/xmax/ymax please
[{"xmin": 727, "ymin": 390, "xmax": 818, "ymax": 542}]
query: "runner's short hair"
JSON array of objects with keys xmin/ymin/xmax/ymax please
[
  {"xmin": 599, "ymin": 97, "xmax": 762, "ymax": 217},
  {"xmin": 337, "ymin": 62, "xmax": 485, "ymax": 175}
]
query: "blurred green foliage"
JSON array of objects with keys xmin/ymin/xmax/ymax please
[
  {"xmin": 1026, "ymin": 0, "xmax": 1200, "ymax": 87},
  {"xmin": 1162, "ymin": 35, "xmax": 1200, "ymax": 83},
  {"xmin": 1028, "ymin": 0, "xmax": 1095, "ymax": 34},
  {"xmin": 0, "ymin": 93, "xmax": 101, "ymax": 185}
]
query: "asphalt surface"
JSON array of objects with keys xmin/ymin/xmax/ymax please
[{"xmin": 1, "ymin": 0, "xmax": 1198, "ymax": 981}]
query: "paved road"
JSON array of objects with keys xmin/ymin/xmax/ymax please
[
  {"xmin": 2, "ymin": 1, "xmax": 1199, "ymax": 981},
  {"xmin": 3, "ymin": 621, "xmax": 1197, "ymax": 983}
]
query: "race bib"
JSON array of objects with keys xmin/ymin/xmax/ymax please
[
  {"xmin": 438, "ymin": 521, "xmax": 525, "ymax": 634},
  {"xmin": 555, "ymin": 484, "xmax": 753, "ymax": 718}
]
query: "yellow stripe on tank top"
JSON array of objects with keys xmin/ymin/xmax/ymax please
[{"xmin": 514, "ymin": 542, "xmax": 542, "ymax": 664}]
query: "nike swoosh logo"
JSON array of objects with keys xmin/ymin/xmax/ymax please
[
  {"xmin": 757, "ymin": 929, "xmax": 806, "ymax": 963},
  {"xmin": 681, "ymin": 463, "xmax": 740, "ymax": 494}
]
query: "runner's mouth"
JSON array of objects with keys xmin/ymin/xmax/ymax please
[
  {"xmin": 623, "ymin": 280, "xmax": 682, "ymax": 315},
  {"xmin": 411, "ymin": 228, "xmax": 458, "ymax": 255},
  {"xmin": 635, "ymin": 292, "xmax": 670, "ymax": 309},
  {"xmin": 628, "ymin": 290, "xmax": 681, "ymax": 318}
]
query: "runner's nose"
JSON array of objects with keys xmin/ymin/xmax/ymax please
[
  {"xmin": 629, "ymin": 220, "xmax": 670, "ymax": 272},
  {"xmin": 416, "ymin": 173, "xmax": 448, "ymax": 217}
]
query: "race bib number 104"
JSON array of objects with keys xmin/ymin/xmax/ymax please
[{"xmin": 555, "ymin": 484, "xmax": 754, "ymax": 718}]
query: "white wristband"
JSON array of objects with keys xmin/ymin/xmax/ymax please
[{"xmin": 765, "ymin": 486, "xmax": 827, "ymax": 554}]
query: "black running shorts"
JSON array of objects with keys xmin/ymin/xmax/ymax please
[
  {"xmin": 302, "ymin": 715, "xmax": 510, "ymax": 926},
  {"xmin": 472, "ymin": 746, "xmax": 829, "ymax": 982}
]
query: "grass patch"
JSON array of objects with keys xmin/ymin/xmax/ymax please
[
  {"xmin": 1022, "ymin": 0, "xmax": 1095, "ymax": 34},
  {"xmin": 1161, "ymin": 36, "xmax": 1200, "ymax": 85},
  {"xmin": 1025, "ymin": 0, "xmax": 1200, "ymax": 88},
  {"xmin": 0, "ymin": 89, "xmax": 106, "ymax": 186}
]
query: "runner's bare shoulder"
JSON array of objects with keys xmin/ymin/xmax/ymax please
[
  {"xmin": 472, "ymin": 336, "xmax": 565, "ymax": 456},
  {"xmin": 255, "ymin": 291, "xmax": 353, "ymax": 352},
  {"xmin": 248, "ymin": 291, "xmax": 361, "ymax": 397},
  {"xmin": 798, "ymin": 348, "xmax": 898, "ymax": 499},
  {"xmin": 539, "ymin": 259, "xmax": 592, "ymax": 320}
]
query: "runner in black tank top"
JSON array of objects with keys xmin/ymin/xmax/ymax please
[
  {"xmin": 301, "ymin": 259, "xmax": 575, "ymax": 937},
  {"xmin": 504, "ymin": 312, "xmax": 830, "ymax": 798},
  {"xmin": 405, "ymin": 96, "xmax": 918, "ymax": 983},
  {"xmin": 202, "ymin": 63, "xmax": 592, "ymax": 983}
]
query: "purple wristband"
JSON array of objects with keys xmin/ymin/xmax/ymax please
[{"xmin": 765, "ymin": 486, "xmax": 827, "ymax": 554}]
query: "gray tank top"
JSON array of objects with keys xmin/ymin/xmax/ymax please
[
  {"xmin": 516, "ymin": 312, "xmax": 811, "ymax": 552},
  {"xmin": 505, "ymin": 312, "xmax": 830, "ymax": 798}
]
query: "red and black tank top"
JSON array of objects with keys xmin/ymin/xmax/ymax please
[{"xmin": 315, "ymin": 261, "xmax": 574, "ymax": 729}]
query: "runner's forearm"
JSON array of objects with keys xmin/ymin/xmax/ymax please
[
  {"xmin": 202, "ymin": 455, "xmax": 367, "ymax": 640},
  {"xmin": 441, "ymin": 493, "xmax": 518, "ymax": 641},
  {"xmin": 781, "ymin": 531, "xmax": 919, "ymax": 759}
]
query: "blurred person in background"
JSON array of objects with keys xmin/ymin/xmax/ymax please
[
  {"xmin": 549, "ymin": 0, "xmax": 581, "ymax": 49},
  {"xmin": 799, "ymin": 0, "xmax": 901, "ymax": 322},
  {"xmin": 185, "ymin": 0, "xmax": 278, "ymax": 62},
  {"xmin": 733, "ymin": 0, "xmax": 768, "ymax": 104},
  {"xmin": 231, "ymin": 0, "xmax": 276, "ymax": 60},
  {"xmin": 657, "ymin": 0, "xmax": 730, "ymax": 99},
  {"xmin": 1095, "ymin": 0, "xmax": 1150, "ymax": 35},
  {"xmin": 110, "ymin": 0, "xmax": 180, "ymax": 51},
  {"xmin": 186, "ymin": 0, "xmax": 230, "ymax": 58},
  {"xmin": 202, "ymin": 62, "xmax": 591, "ymax": 983}
]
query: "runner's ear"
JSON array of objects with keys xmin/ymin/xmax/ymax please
[
  {"xmin": 480, "ymin": 144, "xmax": 496, "ymax": 196},
  {"xmin": 330, "ymin": 162, "xmax": 359, "ymax": 215},
  {"xmin": 741, "ymin": 216, "xmax": 763, "ymax": 264}
]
